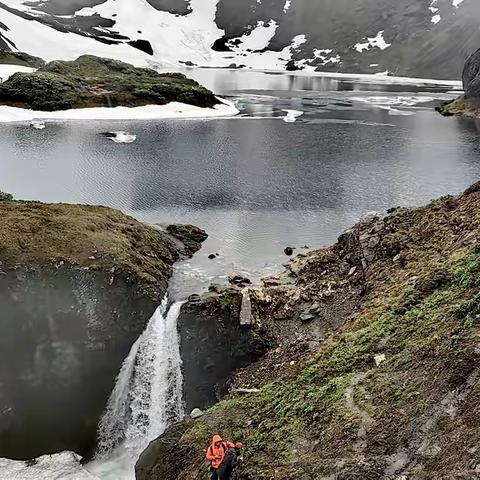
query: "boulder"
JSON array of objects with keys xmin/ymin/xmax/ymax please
[{"xmin": 463, "ymin": 48, "xmax": 480, "ymax": 99}]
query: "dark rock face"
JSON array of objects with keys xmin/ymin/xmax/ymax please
[
  {"xmin": 0, "ymin": 265, "xmax": 157, "ymax": 460},
  {"xmin": 178, "ymin": 289, "xmax": 271, "ymax": 411},
  {"xmin": 463, "ymin": 48, "xmax": 480, "ymax": 99},
  {"xmin": 135, "ymin": 420, "xmax": 194, "ymax": 480}
]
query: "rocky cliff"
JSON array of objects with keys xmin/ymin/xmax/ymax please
[
  {"xmin": 437, "ymin": 47, "xmax": 480, "ymax": 117},
  {"xmin": 137, "ymin": 182, "xmax": 480, "ymax": 480},
  {"xmin": 0, "ymin": 196, "xmax": 206, "ymax": 460}
]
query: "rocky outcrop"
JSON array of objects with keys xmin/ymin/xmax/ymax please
[
  {"xmin": 136, "ymin": 182, "xmax": 480, "ymax": 480},
  {"xmin": 0, "ymin": 198, "xmax": 206, "ymax": 460},
  {"xmin": 0, "ymin": 55, "xmax": 219, "ymax": 111},
  {"xmin": 463, "ymin": 48, "xmax": 480, "ymax": 100},
  {"xmin": 0, "ymin": 50, "xmax": 45, "ymax": 68},
  {"xmin": 437, "ymin": 48, "xmax": 480, "ymax": 117},
  {"xmin": 179, "ymin": 288, "xmax": 271, "ymax": 412}
]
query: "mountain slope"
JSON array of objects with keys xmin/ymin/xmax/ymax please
[
  {"xmin": 0, "ymin": 0, "xmax": 478, "ymax": 79},
  {"xmin": 136, "ymin": 183, "xmax": 480, "ymax": 480}
]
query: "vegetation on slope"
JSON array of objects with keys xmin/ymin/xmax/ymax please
[
  {"xmin": 0, "ymin": 196, "xmax": 205, "ymax": 299},
  {"xmin": 137, "ymin": 183, "xmax": 480, "ymax": 479},
  {"xmin": 0, "ymin": 55, "xmax": 218, "ymax": 111}
]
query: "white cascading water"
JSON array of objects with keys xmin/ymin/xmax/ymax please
[{"xmin": 85, "ymin": 298, "xmax": 186, "ymax": 479}]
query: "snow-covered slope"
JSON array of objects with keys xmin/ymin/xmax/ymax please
[{"xmin": 0, "ymin": 0, "xmax": 478, "ymax": 79}]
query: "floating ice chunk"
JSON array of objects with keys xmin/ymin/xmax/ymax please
[
  {"xmin": 106, "ymin": 131, "xmax": 137, "ymax": 143},
  {"xmin": 431, "ymin": 14, "xmax": 441, "ymax": 24},
  {"xmin": 283, "ymin": 109, "xmax": 303, "ymax": 123},
  {"xmin": 354, "ymin": 31, "xmax": 391, "ymax": 53},
  {"xmin": 30, "ymin": 120, "xmax": 45, "ymax": 129}
]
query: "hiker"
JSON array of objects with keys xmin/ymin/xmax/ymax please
[{"xmin": 206, "ymin": 435, "xmax": 244, "ymax": 480}]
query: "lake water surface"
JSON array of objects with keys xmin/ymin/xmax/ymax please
[{"xmin": 1, "ymin": 69, "xmax": 479, "ymax": 296}]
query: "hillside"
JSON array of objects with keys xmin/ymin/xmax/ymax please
[
  {"xmin": 0, "ymin": 0, "xmax": 478, "ymax": 79},
  {"xmin": 137, "ymin": 182, "xmax": 480, "ymax": 479}
]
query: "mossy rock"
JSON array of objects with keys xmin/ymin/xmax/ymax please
[
  {"xmin": 0, "ymin": 55, "xmax": 219, "ymax": 111},
  {"xmin": 0, "ymin": 191, "xmax": 13, "ymax": 201}
]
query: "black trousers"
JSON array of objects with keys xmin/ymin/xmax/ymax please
[{"xmin": 211, "ymin": 465, "xmax": 234, "ymax": 480}]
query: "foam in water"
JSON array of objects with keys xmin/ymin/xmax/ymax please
[{"xmin": 1, "ymin": 300, "xmax": 185, "ymax": 480}]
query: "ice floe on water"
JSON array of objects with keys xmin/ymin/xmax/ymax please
[
  {"xmin": 0, "ymin": 99, "xmax": 239, "ymax": 123},
  {"xmin": 30, "ymin": 120, "xmax": 46, "ymax": 129},
  {"xmin": 104, "ymin": 131, "xmax": 137, "ymax": 143},
  {"xmin": 283, "ymin": 109, "xmax": 303, "ymax": 123},
  {"xmin": 351, "ymin": 95, "xmax": 438, "ymax": 107}
]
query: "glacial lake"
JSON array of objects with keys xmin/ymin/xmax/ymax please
[{"xmin": 1, "ymin": 69, "xmax": 479, "ymax": 297}]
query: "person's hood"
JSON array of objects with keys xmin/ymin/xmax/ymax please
[{"xmin": 212, "ymin": 434, "xmax": 223, "ymax": 447}]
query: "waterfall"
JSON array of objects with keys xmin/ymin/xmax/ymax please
[{"xmin": 95, "ymin": 298, "xmax": 185, "ymax": 459}]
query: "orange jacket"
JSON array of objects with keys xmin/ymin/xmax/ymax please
[{"xmin": 206, "ymin": 435, "xmax": 235, "ymax": 469}]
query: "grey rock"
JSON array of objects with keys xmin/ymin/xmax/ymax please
[
  {"xmin": 300, "ymin": 312, "xmax": 315, "ymax": 323},
  {"xmin": 190, "ymin": 408, "xmax": 204, "ymax": 419}
]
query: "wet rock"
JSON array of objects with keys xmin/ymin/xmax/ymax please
[
  {"xmin": 166, "ymin": 224, "xmax": 208, "ymax": 256},
  {"xmin": 208, "ymin": 253, "xmax": 217, "ymax": 259},
  {"xmin": 284, "ymin": 247, "xmax": 294, "ymax": 256},
  {"xmin": 188, "ymin": 293, "xmax": 201, "ymax": 303},
  {"xmin": 228, "ymin": 275, "xmax": 252, "ymax": 287}
]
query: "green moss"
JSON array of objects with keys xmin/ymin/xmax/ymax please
[
  {"xmin": 0, "ymin": 191, "xmax": 13, "ymax": 201},
  {"xmin": 0, "ymin": 200, "xmax": 179, "ymax": 299},
  {"xmin": 0, "ymin": 55, "xmax": 219, "ymax": 111}
]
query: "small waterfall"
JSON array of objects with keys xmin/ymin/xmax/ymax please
[{"xmin": 95, "ymin": 298, "xmax": 185, "ymax": 459}]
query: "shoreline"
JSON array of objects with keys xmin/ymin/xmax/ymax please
[{"xmin": 0, "ymin": 98, "xmax": 239, "ymax": 123}]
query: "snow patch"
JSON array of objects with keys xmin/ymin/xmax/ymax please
[
  {"xmin": 0, "ymin": 452, "xmax": 99, "ymax": 480},
  {"xmin": 313, "ymin": 49, "xmax": 340, "ymax": 65},
  {"xmin": 0, "ymin": 64, "xmax": 36, "ymax": 82},
  {"xmin": 230, "ymin": 20, "xmax": 278, "ymax": 51},
  {"xmin": 0, "ymin": 98, "xmax": 239, "ymax": 123},
  {"xmin": 354, "ymin": 31, "xmax": 391, "ymax": 53},
  {"xmin": 431, "ymin": 14, "xmax": 441, "ymax": 24},
  {"xmin": 283, "ymin": 0, "xmax": 291, "ymax": 13},
  {"xmin": 283, "ymin": 109, "xmax": 303, "ymax": 122}
]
